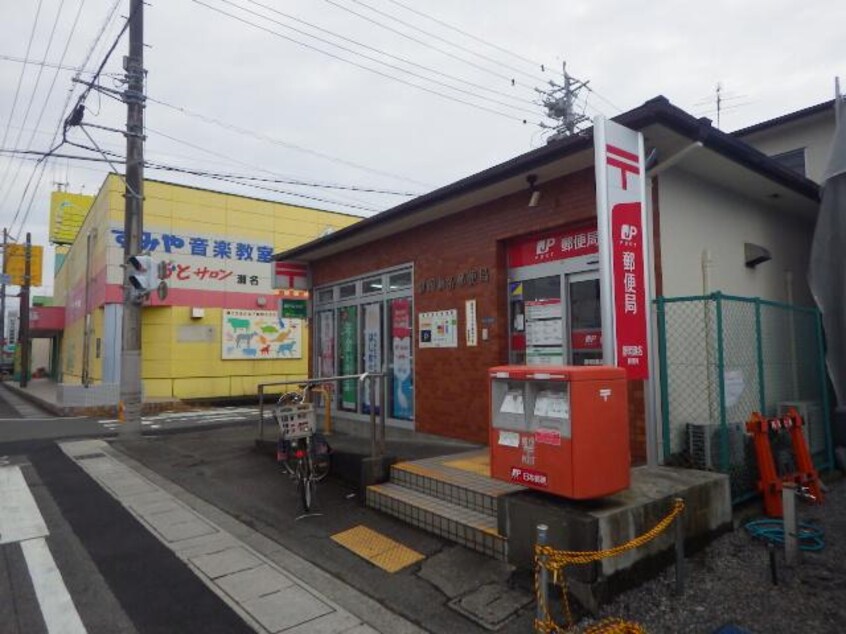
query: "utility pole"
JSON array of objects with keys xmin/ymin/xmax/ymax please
[
  {"xmin": 1, "ymin": 228, "xmax": 7, "ymax": 352},
  {"xmin": 20, "ymin": 232, "xmax": 31, "ymax": 388},
  {"xmin": 537, "ymin": 62, "xmax": 590, "ymax": 142},
  {"xmin": 119, "ymin": 0, "xmax": 145, "ymax": 435}
]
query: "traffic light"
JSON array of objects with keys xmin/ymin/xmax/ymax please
[{"xmin": 127, "ymin": 255, "xmax": 155, "ymax": 299}]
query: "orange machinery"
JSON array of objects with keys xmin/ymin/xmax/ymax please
[{"xmin": 489, "ymin": 365, "xmax": 630, "ymax": 499}]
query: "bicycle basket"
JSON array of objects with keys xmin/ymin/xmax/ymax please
[{"xmin": 275, "ymin": 403, "xmax": 316, "ymax": 440}]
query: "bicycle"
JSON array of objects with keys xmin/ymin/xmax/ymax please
[{"xmin": 274, "ymin": 390, "xmax": 331, "ymax": 513}]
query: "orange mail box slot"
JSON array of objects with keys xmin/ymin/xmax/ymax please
[{"xmin": 489, "ymin": 365, "xmax": 630, "ymax": 499}]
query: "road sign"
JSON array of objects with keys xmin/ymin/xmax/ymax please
[{"xmin": 3, "ymin": 244, "xmax": 43, "ymax": 287}]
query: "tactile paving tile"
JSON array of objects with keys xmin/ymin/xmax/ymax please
[
  {"xmin": 331, "ymin": 525, "xmax": 424, "ymax": 573},
  {"xmin": 442, "ymin": 453, "xmax": 491, "ymax": 477}
]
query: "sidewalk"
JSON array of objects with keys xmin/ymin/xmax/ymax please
[
  {"xmin": 61, "ymin": 438, "xmax": 422, "ymax": 633},
  {"xmin": 1, "ymin": 378, "xmax": 185, "ymax": 417}
]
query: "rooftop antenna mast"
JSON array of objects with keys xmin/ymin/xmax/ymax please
[{"xmin": 537, "ymin": 62, "xmax": 590, "ymax": 142}]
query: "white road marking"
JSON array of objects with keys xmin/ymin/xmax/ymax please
[
  {"xmin": 0, "ymin": 466, "xmax": 48, "ymax": 544},
  {"xmin": 0, "ymin": 465, "xmax": 87, "ymax": 633},
  {"xmin": 21, "ymin": 537, "xmax": 87, "ymax": 634},
  {"xmin": 98, "ymin": 408, "xmax": 259, "ymax": 430}
]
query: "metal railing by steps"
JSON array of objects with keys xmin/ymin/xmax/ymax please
[{"xmin": 366, "ymin": 450, "xmax": 523, "ymax": 561}]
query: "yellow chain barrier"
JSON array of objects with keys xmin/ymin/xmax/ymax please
[{"xmin": 533, "ymin": 498, "xmax": 685, "ymax": 634}]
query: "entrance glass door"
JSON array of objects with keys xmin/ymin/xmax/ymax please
[
  {"xmin": 509, "ymin": 275, "xmax": 564, "ymax": 365},
  {"xmin": 567, "ymin": 272, "xmax": 602, "ymax": 366}
]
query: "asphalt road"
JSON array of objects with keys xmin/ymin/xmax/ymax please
[
  {"xmin": 114, "ymin": 426, "xmax": 536, "ymax": 633},
  {"xmin": 0, "ymin": 387, "xmax": 536, "ymax": 633}
]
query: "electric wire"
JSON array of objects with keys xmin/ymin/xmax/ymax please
[
  {"xmin": 0, "ymin": 53, "xmax": 100, "ymax": 74},
  {"xmin": 0, "ymin": 0, "xmax": 46, "ymax": 202},
  {"xmin": 333, "ymin": 0, "xmax": 619, "ymax": 119},
  {"xmin": 209, "ymin": 0, "xmax": 538, "ymax": 117},
  {"xmin": 240, "ymin": 0, "xmax": 535, "ymax": 107},
  {"xmin": 324, "ymin": 0, "xmax": 538, "ymax": 91},
  {"xmin": 381, "ymin": 0, "xmax": 624, "ymax": 113},
  {"xmin": 0, "ymin": 147, "xmax": 386, "ymax": 215},
  {"xmin": 11, "ymin": 5, "xmax": 130, "ymax": 239},
  {"xmin": 2, "ymin": 0, "xmax": 71, "ymax": 227},
  {"xmin": 144, "ymin": 126, "xmax": 386, "ymax": 209},
  {"xmin": 341, "ymin": 0, "xmax": 547, "ymax": 83},
  {"xmin": 3, "ymin": 0, "xmax": 87, "ymax": 228},
  {"xmin": 146, "ymin": 95, "xmax": 432, "ymax": 188},
  {"xmin": 382, "ymin": 0, "xmax": 542, "ymax": 69},
  {"xmin": 191, "ymin": 0, "xmax": 537, "ymax": 124}
]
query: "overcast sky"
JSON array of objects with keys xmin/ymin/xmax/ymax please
[{"xmin": 0, "ymin": 0, "xmax": 843, "ymax": 301}]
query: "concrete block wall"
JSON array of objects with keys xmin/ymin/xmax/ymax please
[{"xmin": 57, "ymin": 383, "xmax": 121, "ymax": 407}]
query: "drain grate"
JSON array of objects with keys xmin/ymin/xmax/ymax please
[{"xmin": 74, "ymin": 453, "xmax": 107, "ymax": 461}]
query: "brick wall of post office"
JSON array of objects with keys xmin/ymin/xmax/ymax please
[{"xmin": 312, "ymin": 167, "xmax": 646, "ymax": 460}]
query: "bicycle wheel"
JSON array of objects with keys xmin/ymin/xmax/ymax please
[
  {"xmin": 309, "ymin": 437, "xmax": 331, "ymax": 483},
  {"xmin": 297, "ymin": 459, "xmax": 314, "ymax": 512}
]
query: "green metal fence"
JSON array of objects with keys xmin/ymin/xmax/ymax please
[{"xmin": 655, "ymin": 292, "xmax": 832, "ymax": 503}]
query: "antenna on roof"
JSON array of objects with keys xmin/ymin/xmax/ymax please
[{"xmin": 536, "ymin": 62, "xmax": 590, "ymax": 142}]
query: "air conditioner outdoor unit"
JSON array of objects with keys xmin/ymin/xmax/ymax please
[
  {"xmin": 686, "ymin": 422, "xmax": 747, "ymax": 471},
  {"xmin": 778, "ymin": 401, "xmax": 824, "ymax": 457}
]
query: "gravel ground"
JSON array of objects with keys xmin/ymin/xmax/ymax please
[{"xmin": 573, "ymin": 475, "xmax": 846, "ymax": 634}]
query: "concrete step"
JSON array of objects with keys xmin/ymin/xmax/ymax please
[
  {"xmin": 389, "ymin": 452, "xmax": 522, "ymax": 518},
  {"xmin": 366, "ymin": 482, "xmax": 507, "ymax": 561}
]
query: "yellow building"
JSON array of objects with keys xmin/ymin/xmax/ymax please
[{"xmin": 53, "ymin": 175, "xmax": 359, "ymax": 404}]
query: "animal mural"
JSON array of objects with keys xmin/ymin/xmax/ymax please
[
  {"xmin": 235, "ymin": 332, "xmax": 257, "ymax": 348},
  {"xmin": 277, "ymin": 341, "xmax": 296, "ymax": 357},
  {"xmin": 222, "ymin": 309, "xmax": 302, "ymax": 360},
  {"xmin": 227, "ymin": 317, "xmax": 251, "ymax": 332}
]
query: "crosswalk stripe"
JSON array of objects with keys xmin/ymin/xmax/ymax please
[
  {"xmin": 21, "ymin": 538, "xmax": 87, "ymax": 634},
  {"xmin": 99, "ymin": 409, "xmax": 259, "ymax": 425},
  {"xmin": 0, "ymin": 466, "xmax": 87, "ymax": 633}
]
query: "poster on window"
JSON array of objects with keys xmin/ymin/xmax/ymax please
[
  {"xmin": 363, "ymin": 304, "xmax": 382, "ymax": 413},
  {"xmin": 418, "ymin": 310, "xmax": 458, "ymax": 348},
  {"xmin": 221, "ymin": 310, "xmax": 302, "ymax": 359},
  {"xmin": 318, "ymin": 311, "xmax": 334, "ymax": 377},
  {"xmin": 339, "ymin": 306, "xmax": 358, "ymax": 410},
  {"xmin": 391, "ymin": 299, "xmax": 413, "ymax": 419}
]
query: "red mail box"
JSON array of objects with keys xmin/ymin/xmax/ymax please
[{"xmin": 489, "ymin": 365, "xmax": 630, "ymax": 499}]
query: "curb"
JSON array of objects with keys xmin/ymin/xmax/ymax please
[{"xmin": 0, "ymin": 381, "xmax": 188, "ymax": 418}]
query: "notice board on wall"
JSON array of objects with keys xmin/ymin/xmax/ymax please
[{"xmin": 418, "ymin": 310, "xmax": 458, "ymax": 348}]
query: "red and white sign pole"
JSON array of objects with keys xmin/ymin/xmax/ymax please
[{"xmin": 594, "ymin": 117, "xmax": 651, "ymax": 380}]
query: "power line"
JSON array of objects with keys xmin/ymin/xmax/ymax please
[
  {"xmin": 143, "ymin": 127, "xmax": 388, "ymax": 210},
  {"xmin": 208, "ymin": 0, "xmax": 538, "ymax": 117},
  {"xmin": 241, "ymin": 0, "xmax": 536, "ymax": 107},
  {"xmin": 0, "ymin": 53, "xmax": 100, "ymax": 74},
  {"xmin": 382, "ymin": 0, "xmax": 543, "ymax": 69},
  {"xmin": 3, "ymin": 0, "xmax": 87, "ymax": 226},
  {"xmin": 376, "ymin": 0, "xmax": 624, "ymax": 114},
  {"xmin": 191, "ymin": 0, "xmax": 537, "ymax": 124},
  {"xmin": 324, "ymin": 0, "xmax": 537, "ymax": 91},
  {"xmin": 0, "ymin": 0, "xmax": 46, "ymax": 201},
  {"xmin": 1, "ymin": 0, "xmax": 69, "ymax": 221},
  {"xmin": 146, "ymin": 95, "xmax": 432, "ymax": 188},
  {"xmin": 10, "ymin": 4, "xmax": 130, "ymax": 239},
  {"xmin": 341, "ymin": 0, "xmax": 546, "ymax": 83},
  {"xmin": 0, "ymin": 144, "xmax": 411, "ymax": 196}
]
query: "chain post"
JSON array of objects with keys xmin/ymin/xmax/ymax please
[
  {"xmin": 535, "ymin": 523, "xmax": 549, "ymax": 632},
  {"xmin": 674, "ymin": 496, "xmax": 685, "ymax": 595}
]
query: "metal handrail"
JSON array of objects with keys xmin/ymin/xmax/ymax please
[{"xmin": 257, "ymin": 372, "xmax": 387, "ymax": 461}]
